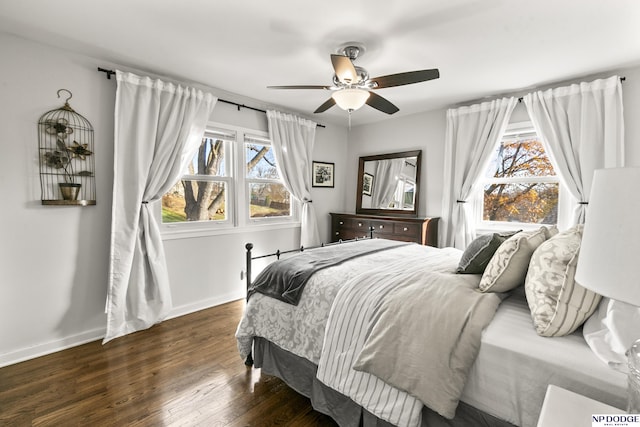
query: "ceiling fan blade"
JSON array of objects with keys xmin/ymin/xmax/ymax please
[
  {"xmin": 366, "ymin": 92, "xmax": 399, "ymax": 114},
  {"xmin": 371, "ymin": 69, "xmax": 440, "ymax": 89},
  {"xmin": 314, "ymin": 97, "xmax": 336, "ymax": 113},
  {"xmin": 267, "ymin": 85, "xmax": 332, "ymax": 90},
  {"xmin": 331, "ymin": 54, "xmax": 358, "ymax": 84}
]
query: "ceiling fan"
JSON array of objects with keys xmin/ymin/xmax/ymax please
[{"xmin": 268, "ymin": 45, "xmax": 440, "ymax": 115}]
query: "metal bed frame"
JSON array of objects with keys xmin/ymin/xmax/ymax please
[{"xmin": 244, "ymin": 227, "xmax": 374, "ymax": 291}]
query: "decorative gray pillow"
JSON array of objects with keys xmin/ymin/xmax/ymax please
[
  {"xmin": 457, "ymin": 231, "xmax": 520, "ymax": 274},
  {"xmin": 479, "ymin": 227, "xmax": 548, "ymax": 293},
  {"xmin": 525, "ymin": 225, "xmax": 601, "ymax": 337}
]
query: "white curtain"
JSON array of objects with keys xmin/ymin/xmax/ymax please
[
  {"xmin": 523, "ymin": 75, "xmax": 624, "ymax": 225},
  {"xmin": 267, "ymin": 110, "xmax": 320, "ymax": 248},
  {"xmin": 105, "ymin": 71, "xmax": 217, "ymax": 343},
  {"xmin": 524, "ymin": 76, "xmax": 626, "ymax": 371},
  {"xmin": 440, "ymin": 97, "xmax": 517, "ymax": 249},
  {"xmin": 371, "ymin": 158, "xmax": 404, "ymax": 208}
]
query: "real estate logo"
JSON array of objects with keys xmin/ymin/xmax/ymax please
[{"xmin": 592, "ymin": 414, "xmax": 640, "ymax": 426}]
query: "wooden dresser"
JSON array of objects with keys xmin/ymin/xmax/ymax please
[{"xmin": 330, "ymin": 213, "xmax": 439, "ymax": 247}]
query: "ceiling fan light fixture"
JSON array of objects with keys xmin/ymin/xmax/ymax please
[{"xmin": 332, "ymin": 88, "xmax": 370, "ymax": 111}]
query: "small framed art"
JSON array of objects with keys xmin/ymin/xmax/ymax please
[
  {"xmin": 362, "ymin": 172, "xmax": 374, "ymax": 196},
  {"xmin": 312, "ymin": 161, "xmax": 335, "ymax": 188}
]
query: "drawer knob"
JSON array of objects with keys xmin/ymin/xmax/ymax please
[
  {"xmin": 335, "ymin": 231, "xmax": 339, "ymax": 235},
  {"xmin": 403, "ymin": 227, "xmax": 408, "ymax": 231},
  {"xmin": 339, "ymin": 221, "xmax": 344, "ymax": 225},
  {"xmin": 379, "ymin": 225, "xmax": 384, "ymax": 229},
  {"xmin": 358, "ymin": 222, "xmax": 362, "ymax": 227}
]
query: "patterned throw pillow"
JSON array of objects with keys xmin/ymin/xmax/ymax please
[
  {"xmin": 457, "ymin": 231, "xmax": 520, "ymax": 274},
  {"xmin": 479, "ymin": 227, "xmax": 547, "ymax": 293},
  {"xmin": 525, "ymin": 225, "xmax": 601, "ymax": 337}
]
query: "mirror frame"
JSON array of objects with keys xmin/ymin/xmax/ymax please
[{"xmin": 356, "ymin": 149, "xmax": 422, "ymax": 217}]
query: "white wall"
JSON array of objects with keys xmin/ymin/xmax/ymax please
[
  {"xmin": 346, "ymin": 109, "xmax": 447, "ymax": 218},
  {"xmin": 0, "ymin": 33, "xmax": 348, "ymax": 367},
  {"xmin": 0, "ymin": 33, "xmax": 116, "ymax": 366}
]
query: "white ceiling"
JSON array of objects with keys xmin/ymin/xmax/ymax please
[{"xmin": 2, "ymin": 0, "xmax": 640, "ymax": 127}]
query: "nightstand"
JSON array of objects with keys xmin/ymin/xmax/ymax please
[{"xmin": 537, "ymin": 384, "xmax": 624, "ymax": 427}]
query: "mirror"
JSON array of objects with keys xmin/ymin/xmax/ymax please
[{"xmin": 356, "ymin": 150, "xmax": 421, "ymax": 217}]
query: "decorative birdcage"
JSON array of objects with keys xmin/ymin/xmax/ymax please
[{"xmin": 38, "ymin": 89, "xmax": 96, "ymax": 205}]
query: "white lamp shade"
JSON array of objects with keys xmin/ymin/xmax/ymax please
[
  {"xmin": 575, "ymin": 167, "xmax": 640, "ymax": 306},
  {"xmin": 332, "ymin": 88, "xmax": 370, "ymax": 111}
]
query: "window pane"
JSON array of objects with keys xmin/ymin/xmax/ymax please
[
  {"xmin": 162, "ymin": 180, "xmax": 227, "ymax": 223},
  {"xmin": 185, "ymin": 137, "xmax": 227, "ymax": 176},
  {"xmin": 483, "ymin": 182, "xmax": 558, "ymax": 224},
  {"xmin": 403, "ymin": 181, "xmax": 415, "ymax": 207},
  {"xmin": 485, "ymin": 137, "xmax": 555, "ymax": 179},
  {"xmin": 390, "ymin": 180, "xmax": 416, "ymax": 209},
  {"xmin": 245, "ymin": 143, "xmax": 280, "ymax": 179},
  {"xmin": 249, "ymin": 182, "xmax": 290, "ymax": 218}
]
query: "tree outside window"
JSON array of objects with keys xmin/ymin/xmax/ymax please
[
  {"xmin": 162, "ymin": 132, "xmax": 231, "ymax": 223},
  {"xmin": 245, "ymin": 139, "xmax": 291, "ymax": 219},
  {"xmin": 483, "ymin": 127, "xmax": 558, "ymax": 225},
  {"xmin": 161, "ymin": 126, "xmax": 295, "ymax": 231}
]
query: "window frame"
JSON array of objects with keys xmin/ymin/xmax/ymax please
[
  {"xmin": 160, "ymin": 122, "xmax": 299, "ymax": 239},
  {"xmin": 392, "ymin": 176, "xmax": 416, "ymax": 210},
  {"xmin": 476, "ymin": 121, "xmax": 566, "ymax": 233},
  {"xmin": 241, "ymin": 132, "xmax": 298, "ymax": 226}
]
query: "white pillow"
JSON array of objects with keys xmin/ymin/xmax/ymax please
[
  {"xmin": 525, "ymin": 225, "xmax": 601, "ymax": 337},
  {"xmin": 479, "ymin": 227, "xmax": 547, "ymax": 293},
  {"xmin": 583, "ymin": 298, "xmax": 640, "ymax": 372}
]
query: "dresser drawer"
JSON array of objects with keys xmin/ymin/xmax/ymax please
[
  {"xmin": 333, "ymin": 216, "xmax": 353, "ymax": 229},
  {"xmin": 332, "ymin": 215, "xmax": 373, "ymax": 241},
  {"xmin": 369, "ymin": 220, "xmax": 394, "ymax": 235},
  {"xmin": 394, "ymin": 222, "xmax": 422, "ymax": 237},
  {"xmin": 352, "ymin": 219, "xmax": 370, "ymax": 231}
]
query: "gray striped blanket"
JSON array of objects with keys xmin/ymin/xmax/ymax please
[{"xmin": 316, "ymin": 248, "xmax": 501, "ymax": 426}]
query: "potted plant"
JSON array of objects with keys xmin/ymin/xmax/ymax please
[
  {"xmin": 43, "ymin": 138, "xmax": 81, "ymax": 200},
  {"xmin": 42, "ymin": 118, "xmax": 93, "ymax": 201}
]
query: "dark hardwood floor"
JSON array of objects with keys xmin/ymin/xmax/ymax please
[{"xmin": 0, "ymin": 299, "xmax": 338, "ymax": 426}]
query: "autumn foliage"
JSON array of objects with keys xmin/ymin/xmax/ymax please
[{"xmin": 483, "ymin": 138, "xmax": 558, "ymax": 224}]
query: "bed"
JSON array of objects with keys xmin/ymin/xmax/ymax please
[{"xmin": 235, "ymin": 230, "xmax": 627, "ymax": 427}]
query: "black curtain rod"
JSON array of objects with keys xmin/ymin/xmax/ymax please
[
  {"xmin": 517, "ymin": 76, "xmax": 626, "ymax": 102},
  {"xmin": 98, "ymin": 67, "xmax": 325, "ymax": 128}
]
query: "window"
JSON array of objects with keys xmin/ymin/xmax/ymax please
[
  {"xmin": 162, "ymin": 129, "xmax": 234, "ymax": 226},
  {"xmin": 161, "ymin": 124, "xmax": 296, "ymax": 235},
  {"xmin": 392, "ymin": 177, "xmax": 416, "ymax": 209},
  {"xmin": 480, "ymin": 122, "xmax": 559, "ymax": 227},
  {"xmin": 244, "ymin": 134, "xmax": 292, "ymax": 219}
]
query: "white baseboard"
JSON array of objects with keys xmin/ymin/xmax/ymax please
[
  {"xmin": 0, "ymin": 291, "xmax": 245, "ymax": 369},
  {"xmin": 0, "ymin": 327, "xmax": 106, "ymax": 368},
  {"xmin": 167, "ymin": 291, "xmax": 245, "ymax": 320}
]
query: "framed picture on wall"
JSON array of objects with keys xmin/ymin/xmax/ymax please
[
  {"xmin": 362, "ymin": 172, "xmax": 374, "ymax": 196},
  {"xmin": 312, "ymin": 161, "xmax": 335, "ymax": 188}
]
